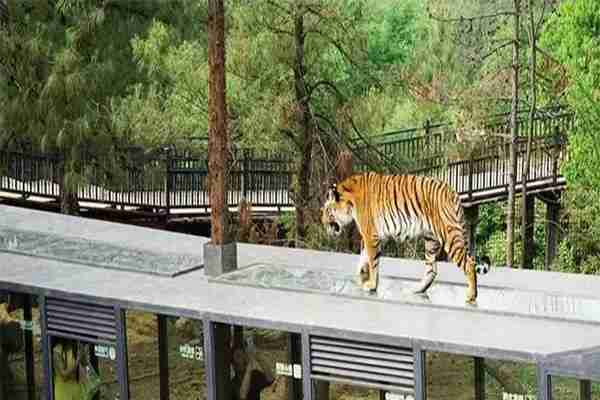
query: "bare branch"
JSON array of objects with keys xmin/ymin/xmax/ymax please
[
  {"xmin": 428, "ymin": 9, "xmax": 515, "ymax": 23},
  {"xmin": 471, "ymin": 40, "xmax": 514, "ymax": 62}
]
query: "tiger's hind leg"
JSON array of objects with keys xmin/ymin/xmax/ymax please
[
  {"xmin": 412, "ymin": 238, "xmax": 441, "ymax": 294},
  {"xmin": 355, "ymin": 245, "xmax": 369, "ymax": 286}
]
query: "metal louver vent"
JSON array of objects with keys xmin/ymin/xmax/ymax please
[
  {"xmin": 310, "ymin": 336, "xmax": 415, "ymax": 394},
  {"xmin": 46, "ymin": 298, "xmax": 116, "ymax": 344}
]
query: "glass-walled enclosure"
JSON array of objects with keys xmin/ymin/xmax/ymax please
[
  {"xmin": 0, "ymin": 291, "xmax": 44, "ymax": 400},
  {"xmin": 51, "ymin": 338, "xmax": 119, "ymax": 400},
  {"xmin": 204, "ymin": 322, "xmax": 304, "ymax": 400},
  {"xmin": 231, "ymin": 327, "xmax": 301, "ymax": 400},
  {"xmin": 124, "ymin": 311, "xmax": 208, "ymax": 400}
]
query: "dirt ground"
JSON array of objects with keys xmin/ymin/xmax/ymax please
[{"xmin": 5, "ymin": 310, "xmax": 600, "ymax": 400}]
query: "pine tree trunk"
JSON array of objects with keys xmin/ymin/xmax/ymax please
[
  {"xmin": 506, "ymin": 0, "xmax": 520, "ymax": 268},
  {"xmin": 521, "ymin": 0, "xmax": 537, "ymax": 269},
  {"xmin": 293, "ymin": 6, "xmax": 313, "ymax": 247},
  {"xmin": 208, "ymin": 0, "xmax": 229, "ymax": 245}
]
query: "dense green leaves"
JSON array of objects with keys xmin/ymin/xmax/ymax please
[{"xmin": 541, "ymin": 0, "xmax": 600, "ymax": 188}]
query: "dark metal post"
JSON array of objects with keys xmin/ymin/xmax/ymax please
[
  {"xmin": 88, "ymin": 344, "xmax": 99, "ymax": 400},
  {"xmin": 39, "ymin": 296, "xmax": 55, "ymax": 400},
  {"xmin": 474, "ymin": 357, "xmax": 485, "ymax": 400},
  {"xmin": 115, "ymin": 307, "xmax": 130, "ymax": 400},
  {"xmin": 242, "ymin": 150, "xmax": 249, "ymax": 201},
  {"xmin": 288, "ymin": 333, "xmax": 302, "ymax": 400},
  {"xmin": 552, "ymin": 127, "xmax": 559, "ymax": 185},
  {"xmin": 203, "ymin": 321, "xmax": 231, "ymax": 400},
  {"xmin": 580, "ymin": 380, "xmax": 591, "ymax": 400},
  {"xmin": 165, "ymin": 150, "xmax": 172, "ymax": 216},
  {"xmin": 158, "ymin": 314, "xmax": 170, "ymax": 400},
  {"xmin": 424, "ymin": 120, "xmax": 432, "ymax": 167},
  {"xmin": 23, "ymin": 295, "xmax": 35, "ymax": 400},
  {"xmin": 521, "ymin": 194, "xmax": 535, "ymax": 269},
  {"xmin": 301, "ymin": 333, "xmax": 313, "ymax": 400},
  {"xmin": 468, "ymin": 157, "xmax": 474, "ymax": 200},
  {"xmin": 543, "ymin": 193, "xmax": 561, "ymax": 270},
  {"xmin": 537, "ymin": 366, "xmax": 552, "ymax": 400},
  {"xmin": 414, "ymin": 348, "xmax": 427, "ymax": 400}
]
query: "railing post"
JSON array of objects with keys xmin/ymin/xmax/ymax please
[
  {"xmin": 165, "ymin": 150, "xmax": 172, "ymax": 215},
  {"xmin": 242, "ymin": 150, "xmax": 249, "ymax": 201},
  {"xmin": 552, "ymin": 126, "xmax": 560, "ymax": 185},
  {"xmin": 468, "ymin": 157, "xmax": 474, "ymax": 200},
  {"xmin": 424, "ymin": 119, "xmax": 432, "ymax": 168}
]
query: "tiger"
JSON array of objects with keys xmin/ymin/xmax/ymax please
[{"xmin": 321, "ymin": 172, "xmax": 490, "ymax": 304}]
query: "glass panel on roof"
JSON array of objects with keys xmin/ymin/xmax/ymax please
[{"xmin": 0, "ymin": 227, "xmax": 203, "ymax": 277}]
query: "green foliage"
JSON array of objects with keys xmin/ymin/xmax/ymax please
[
  {"xmin": 112, "ymin": 19, "xmax": 210, "ymax": 149},
  {"xmin": 555, "ymin": 186, "xmax": 600, "ymax": 275},
  {"xmin": 541, "ymin": 0, "xmax": 600, "ymax": 188},
  {"xmin": 479, "ymin": 201, "xmax": 546, "ymax": 269},
  {"xmin": 366, "ymin": 0, "xmax": 423, "ymax": 67}
]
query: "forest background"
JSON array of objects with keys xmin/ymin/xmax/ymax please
[{"xmin": 0, "ymin": 0, "xmax": 599, "ymax": 273}]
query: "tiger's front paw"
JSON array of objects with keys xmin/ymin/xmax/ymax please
[
  {"xmin": 362, "ymin": 280, "xmax": 377, "ymax": 292},
  {"xmin": 465, "ymin": 288, "xmax": 477, "ymax": 305}
]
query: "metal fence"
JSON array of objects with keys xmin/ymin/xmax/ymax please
[
  {"xmin": 355, "ymin": 106, "xmax": 574, "ymax": 171},
  {"xmin": 413, "ymin": 136, "xmax": 565, "ymax": 202},
  {"xmin": 0, "ymin": 109, "xmax": 571, "ymax": 210},
  {"xmin": 0, "ymin": 150, "xmax": 294, "ymax": 209}
]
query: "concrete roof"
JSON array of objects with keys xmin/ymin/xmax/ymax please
[{"xmin": 1, "ymin": 204, "xmax": 600, "ymax": 366}]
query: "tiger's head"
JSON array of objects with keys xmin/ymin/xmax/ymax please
[{"xmin": 321, "ymin": 182, "xmax": 355, "ymax": 237}]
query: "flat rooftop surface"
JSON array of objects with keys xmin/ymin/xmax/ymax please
[
  {"xmin": 2, "ymin": 205, "xmax": 600, "ymax": 365},
  {"xmin": 214, "ymin": 263, "xmax": 600, "ymax": 325}
]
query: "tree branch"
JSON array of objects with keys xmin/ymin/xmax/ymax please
[{"xmin": 427, "ymin": 9, "xmax": 514, "ymax": 23}]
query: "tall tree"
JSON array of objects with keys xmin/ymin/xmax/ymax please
[
  {"xmin": 207, "ymin": 0, "xmax": 229, "ymax": 245},
  {"xmin": 0, "ymin": 1, "xmax": 174, "ymax": 215},
  {"xmin": 506, "ymin": 0, "xmax": 521, "ymax": 268},
  {"xmin": 292, "ymin": 2, "xmax": 313, "ymax": 245}
]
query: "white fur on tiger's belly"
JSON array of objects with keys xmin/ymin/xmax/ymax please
[{"xmin": 375, "ymin": 215, "xmax": 428, "ymax": 242}]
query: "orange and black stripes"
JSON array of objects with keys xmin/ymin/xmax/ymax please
[
  {"xmin": 324, "ymin": 172, "xmax": 482, "ymax": 301},
  {"xmin": 352, "ymin": 173, "xmax": 471, "ymax": 265}
]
